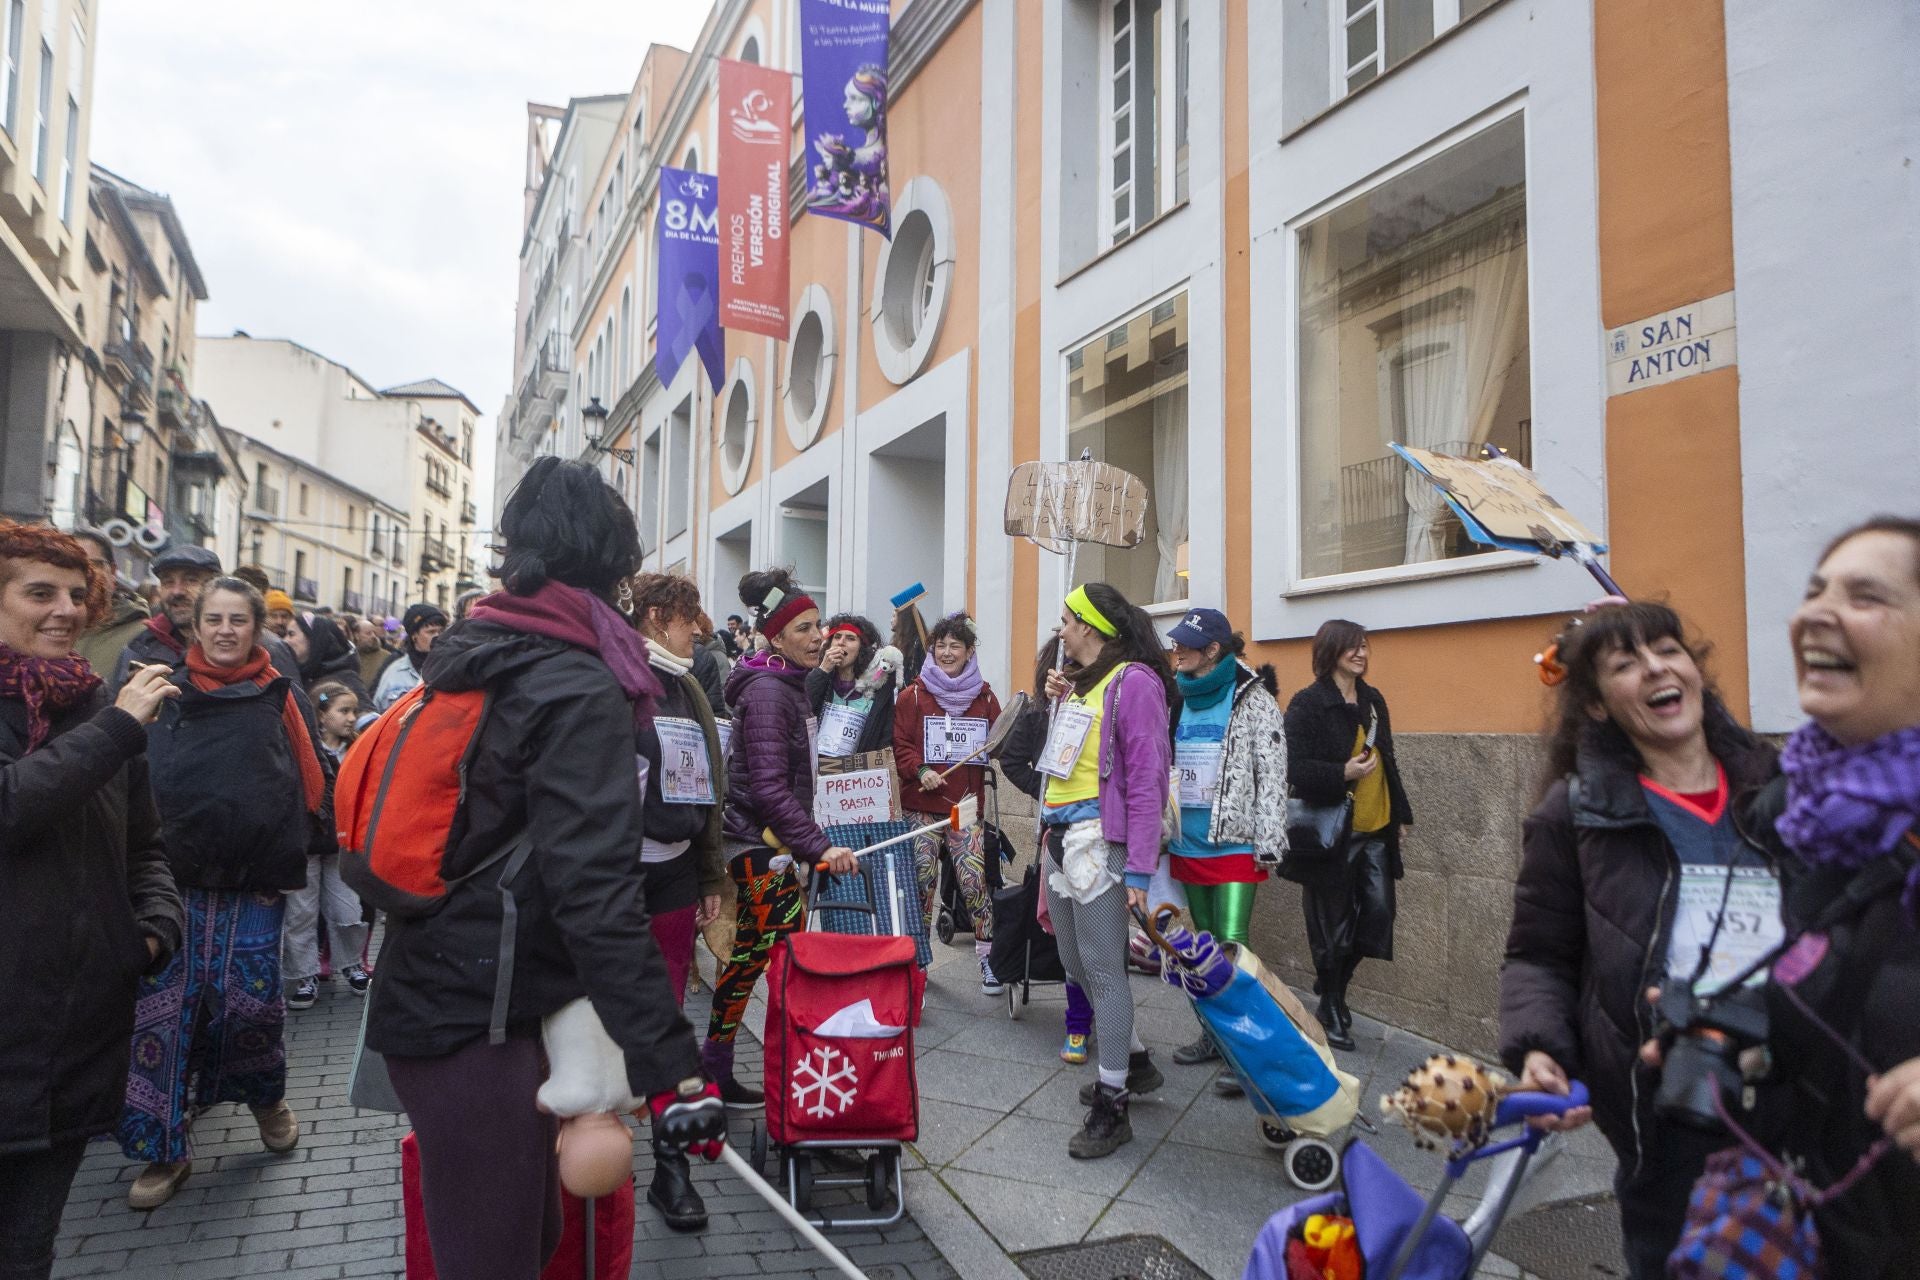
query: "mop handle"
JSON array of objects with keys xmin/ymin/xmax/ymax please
[
  {"xmin": 718, "ymin": 1146, "xmax": 868, "ymax": 1279},
  {"xmin": 809, "ymin": 820, "xmax": 947, "ymax": 868}
]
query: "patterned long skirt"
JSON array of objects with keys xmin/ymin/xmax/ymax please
[{"xmin": 117, "ymin": 888, "xmax": 288, "ymax": 1164}]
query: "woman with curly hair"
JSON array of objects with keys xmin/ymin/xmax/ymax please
[
  {"xmin": 806, "ymin": 612, "xmax": 901, "ymax": 759},
  {"xmin": 0, "ymin": 520, "xmax": 182, "ymax": 1278}
]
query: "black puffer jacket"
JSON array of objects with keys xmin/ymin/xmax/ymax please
[
  {"xmin": 1741, "ymin": 777, "xmax": 1920, "ymax": 1278},
  {"xmin": 0, "ymin": 690, "xmax": 182, "ymax": 1154},
  {"xmin": 1499, "ymin": 713, "xmax": 1778, "ymax": 1166},
  {"xmin": 143, "ymin": 669, "xmax": 328, "ymax": 892},
  {"xmin": 366, "ymin": 622, "xmax": 699, "ymax": 1099},
  {"xmin": 1284, "ymin": 677, "xmax": 1412, "ymax": 873}
]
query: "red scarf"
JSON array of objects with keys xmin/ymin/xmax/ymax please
[
  {"xmin": 143, "ymin": 613, "xmax": 187, "ymax": 656},
  {"xmin": 184, "ymin": 644, "xmax": 326, "ymax": 814},
  {"xmin": 0, "ymin": 643, "xmax": 102, "ymax": 752}
]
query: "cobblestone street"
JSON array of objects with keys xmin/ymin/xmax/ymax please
[{"xmin": 51, "ymin": 968, "xmax": 958, "ymax": 1280}]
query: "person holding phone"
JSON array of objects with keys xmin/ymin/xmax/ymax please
[{"xmin": 1284, "ymin": 620, "xmax": 1410, "ymax": 1051}]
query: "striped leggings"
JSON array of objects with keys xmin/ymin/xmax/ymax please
[{"xmin": 1043, "ymin": 827, "xmax": 1136, "ymax": 1080}]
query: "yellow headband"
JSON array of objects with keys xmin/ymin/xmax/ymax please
[{"xmin": 1064, "ymin": 585, "xmax": 1118, "ymax": 638}]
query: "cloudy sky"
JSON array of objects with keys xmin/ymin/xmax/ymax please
[{"xmin": 90, "ymin": 1, "xmax": 710, "ymax": 513}]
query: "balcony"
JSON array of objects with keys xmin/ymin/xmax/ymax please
[
  {"xmin": 103, "ymin": 335, "xmax": 156, "ymax": 406},
  {"xmin": 370, "ymin": 534, "xmax": 386, "ymax": 557},
  {"xmin": 343, "ymin": 588, "xmax": 365, "ymax": 613},
  {"xmin": 461, "ymin": 499, "xmax": 477, "ymax": 524},
  {"xmin": 248, "ymin": 484, "xmax": 282, "ymax": 520},
  {"xmin": 535, "ymin": 335, "xmax": 569, "ymax": 401},
  {"xmin": 420, "ymin": 538, "xmax": 455, "ymax": 573},
  {"xmin": 156, "ymin": 386, "xmax": 189, "ymax": 429},
  {"xmin": 425, "ymin": 474, "xmax": 452, "ymax": 499},
  {"xmin": 294, "ymin": 576, "xmax": 319, "ymax": 604}
]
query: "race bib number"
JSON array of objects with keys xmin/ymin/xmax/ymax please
[
  {"xmin": 1037, "ymin": 703, "xmax": 1096, "ymax": 780},
  {"xmin": 1669, "ymin": 865, "xmax": 1784, "ymax": 991},
  {"xmin": 656, "ymin": 717, "xmax": 714, "ymax": 805},
  {"xmin": 923, "ymin": 715, "xmax": 989, "ymax": 766},
  {"xmin": 816, "ymin": 703, "xmax": 867, "ymax": 758},
  {"xmin": 715, "ymin": 719, "xmax": 733, "ymax": 758},
  {"xmin": 1175, "ymin": 741, "xmax": 1223, "ymax": 809}
]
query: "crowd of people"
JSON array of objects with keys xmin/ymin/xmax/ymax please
[{"xmin": 0, "ymin": 458, "xmax": 1915, "ymax": 1280}]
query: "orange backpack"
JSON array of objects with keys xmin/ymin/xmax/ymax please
[{"xmin": 337, "ymin": 683, "xmax": 518, "ymax": 916}]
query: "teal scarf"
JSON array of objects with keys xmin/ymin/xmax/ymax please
[{"xmin": 1175, "ymin": 659, "xmax": 1237, "ymax": 712}]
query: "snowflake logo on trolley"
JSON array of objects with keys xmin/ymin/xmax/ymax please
[{"xmin": 791, "ymin": 1045, "xmax": 860, "ymax": 1119}]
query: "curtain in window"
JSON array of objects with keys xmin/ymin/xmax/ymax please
[
  {"xmin": 1152, "ymin": 382, "xmax": 1189, "ymax": 603},
  {"xmin": 1398, "ymin": 213, "xmax": 1528, "ymax": 563}
]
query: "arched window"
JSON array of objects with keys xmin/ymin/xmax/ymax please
[
  {"xmin": 618, "ymin": 287, "xmax": 633, "ymax": 388},
  {"xmin": 739, "ymin": 35, "xmax": 760, "ymax": 64}
]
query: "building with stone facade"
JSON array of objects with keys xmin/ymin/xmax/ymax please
[
  {"xmin": 196, "ymin": 335, "xmax": 479, "ymax": 612},
  {"xmin": 0, "ymin": 0, "xmax": 97, "ymax": 523},
  {"xmin": 501, "ymin": 0, "xmax": 1919, "ymax": 1053},
  {"xmin": 221, "ymin": 425, "xmax": 407, "ymax": 617}
]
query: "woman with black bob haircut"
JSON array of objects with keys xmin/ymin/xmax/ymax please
[
  {"xmin": 808, "ymin": 611, "xmax": 903, "ymax": 758},
  {"xmin": 365, "ymin": 458, "xmax": 723, "ymax": 1280},
  {"xmin": 1499, "ymin": 600, "xmax": 1778, "ymax": 1279},
  {"xmin": 703, "ymin": 568, "xmax": 859, "ymax": 1106},
  {"xmin": 1040, "ymin": 581, "xmax": 1175, "ymax": 1159},
  {"xmin": 1284, "ymin": 619, "xmax": 1411, "ymax": 1051}
]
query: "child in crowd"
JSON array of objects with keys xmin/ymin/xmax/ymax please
[{"xmin": 285, "ymin": 682, "xmax": 371, "ymax": 1009}]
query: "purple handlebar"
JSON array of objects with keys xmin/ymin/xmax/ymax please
[{"xmin": 1494, "ymin": 1082, "xmax": 1589, "ymax": 1128}]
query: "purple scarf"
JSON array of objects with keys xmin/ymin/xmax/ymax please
[
  {"xmin": 1777, "ymin": 720, "xmax": 1920, "ymax": 926},
  {"xmin": 919, "ymin": 653, "xmax": 984, "ymax": 716},
  {"xmin": 468, "ymin": 582, "xmax": 662, "ymax": 724},
  {"xmin": 0, "ymin": 644, "xmax": 101, "ymax": 752}
]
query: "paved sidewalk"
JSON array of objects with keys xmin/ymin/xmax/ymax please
[
  {"xmin": 818, "ymin": 927, "xmax": 1621, "ymax": 1280},
  {"xmin": 52, "ymin": 968, "xmax": 957, "ymax": 1280}
]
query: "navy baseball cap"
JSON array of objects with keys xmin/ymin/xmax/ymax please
[{"xmin": 1168, "ymin": 607, "xmax": 1234, "ymax": 650}]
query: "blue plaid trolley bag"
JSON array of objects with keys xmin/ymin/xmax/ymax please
[{"xmin": 814, "ymin": 819, "xmax": 934, "ymax": 969}]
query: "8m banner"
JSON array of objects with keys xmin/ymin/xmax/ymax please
[
  {"xmin": 655, "ymin": 167, "xmax": 724, "ymax": 394},
  {"xmin": 718, "ymin": 58, "xmax": 792, "ymax": 338}
]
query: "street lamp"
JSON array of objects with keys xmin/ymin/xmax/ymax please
[{"xmin": 581, "ymin": 397, "xmax": 635, "ymax": 465}]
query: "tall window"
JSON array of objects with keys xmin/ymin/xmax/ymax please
[
  {"xmin": 1295, "ymin": 113, "xmax": 1530, "ymax": 579},
  {"xmin": 1101, "ymin": 0, "xmax": 1188, "ymax": 246},
  {"xmin": 1065, "ymin": 291, "xmax": 1190, "ymax": 605},
  {"xmin": 618, "ymin": 287, "xmax": 632, "ymax": 388},
  {"xmin": 31, "ymin": 37, "xmax": 49, "ymax": 184},
  {"xmin": 57, "ymin": 94, "xmax": 74, "ymax": 223},
  {"xmin": 2, "ymin": 1, "xmax": 20, "ymax": 137}
]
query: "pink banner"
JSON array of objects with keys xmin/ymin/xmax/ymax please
[{"xmin": 718, "ymin": 58, "xmax": 792, "ymax": 339}]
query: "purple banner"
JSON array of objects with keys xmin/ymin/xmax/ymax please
[
  {"xmin": 654, "ymin": 166, "xmax": 724, "ymax": 394},
  {"xmin": 799, "ymin": 0, "xmax": 890, "ymax": 237}
]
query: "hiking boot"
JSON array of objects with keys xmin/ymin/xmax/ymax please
[
  {"xmin": 287, "ymin": 976, "xmax": 318, "ymax": 1010},
  {"xmin": 1079, "ymin": 1050, "xmax": 1162, "ymax": 1104},
  {"xmin": 252, "ymin": 1101, "xmax": 300, "ymax": 1153},
  {"xmin": 1172, "ymin": 1034, "xmax": 1220, "ymax": 1066},
  {"xmin": 979, "ymin": 956, "xmax": 1004, "ymax": 996},
  {"xmin": 647, "ymin": 1147, "xmax": 709, "ymax": 1232},
  {"xmin": 127, "ymin": 1160, "xmax": 191, "ymax": 1210},
  {"xmin": 343, "ymin": 964, "xmax": 372, "ymax": 995},
  {"xmin": 1060, "ymin": 1032, "xmax": 1090, "ymax": 1065},
  {"xmin": 1068, "ymin": 1084, "xmax": 1132, "ymax": 1159}
]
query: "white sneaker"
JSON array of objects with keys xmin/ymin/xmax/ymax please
[{"xmin": 980, "ymin": 956, "xmax": 1005, "ymax": 995}]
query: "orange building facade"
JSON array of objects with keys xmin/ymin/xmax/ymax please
[{"xmin": 499, "ymin": 0, "xmax": 1918, "ymax": 1048}]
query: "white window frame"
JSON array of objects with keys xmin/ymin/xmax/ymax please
[
  {"xmin": 2, "ymin": 1, "xmax": 21, "ymax": 139},
  {"xmin": 1283, "ymin": 101, "xmax": 1531, "ymax": 597},
  {"xmin": 30, "ymin": 36, "xmax": 49, "ymax": 184},
  {"xmin": 1099, "ymin": 0, "xmax": 1183, "ymax": 247},
  {"xmin": 1333, "ymin": 0, "xmax": 1467, "ymax": 104}
]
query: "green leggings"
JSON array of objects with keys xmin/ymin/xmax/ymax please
[{"xmin": 1182, "ymin": 880, "xmax": 1258, "ymax": 946}]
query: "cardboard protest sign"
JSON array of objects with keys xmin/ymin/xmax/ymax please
[
  {"xmin": 814, "ymin": 748, "xmax": 901, "ymax": 826},
  {"xmin": 1003, "ymin": 458, "xmax": 1150, "ymax": 553},
  {"xmin": 1388, "ymin": 444, "xmax": 1606, "ymax": 554}
]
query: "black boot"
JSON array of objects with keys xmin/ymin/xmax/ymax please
[
  {"xmin": 1332, "ymin": 957, "xmax": 1360, "ymax": 1040},
  {"xmin": 1079, "ymin": 1050, "xmax": 1163, "ymax": 1104},
  {"xmin": 647, "ymin": 1145, "xmax": 708, "ymax": 1232},
  {"xmin": 1068, "ymin": 1084, "xmax": 1133, "ymax": 1159},
  {"xmin": 1317, "ymin": 968, "xmax": 1355, "ymax": 1051}
]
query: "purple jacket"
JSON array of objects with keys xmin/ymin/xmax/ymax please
[
  {"xmin": 722, "ymin": 653, "xmax": 831, "ymax": 860},
  {"xmin": 1087, "ymin": 663, "xmax": 1172, "ymax": 879}
]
